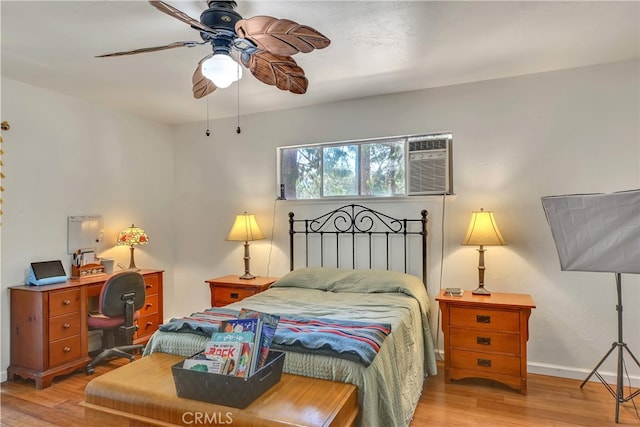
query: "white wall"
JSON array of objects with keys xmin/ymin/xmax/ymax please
[
  {"xmin": 172, "ymin": 60, "xmax": 640, "ymax": 384},
  {"xmin": 0, "ymin": 78, "xmax": 176, "ymax": 379}
]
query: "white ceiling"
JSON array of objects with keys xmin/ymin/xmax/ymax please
[{"xmin": 2, "ymin": 1, "xmax": 639, "ymax": 125}]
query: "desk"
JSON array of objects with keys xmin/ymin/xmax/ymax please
[{"xmin": 7, "ymin": 269, "xmax": 163, "ymax": 389}]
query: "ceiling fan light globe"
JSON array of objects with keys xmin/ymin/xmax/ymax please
[{"xmin": 201, "ymin": 54, "xmax": 242, "ymax": 88}]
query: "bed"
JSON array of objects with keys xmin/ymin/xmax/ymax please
[{"xmin": 144, "ymin": 204, "xmax": 438, "ymax": 427}]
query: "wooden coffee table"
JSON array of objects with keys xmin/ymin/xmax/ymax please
[{"xmin": 83, "ymin": 352, "xmax": 358, "ymax": 427}]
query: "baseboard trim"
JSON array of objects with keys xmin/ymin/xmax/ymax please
[{"xmin": 528, "ymin": 361, "xmax": 640, "ymax": 388}]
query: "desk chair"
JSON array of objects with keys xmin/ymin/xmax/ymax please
[{"xmin": 86, "ymin": 271, "xmax": 146, "ymax": 374}]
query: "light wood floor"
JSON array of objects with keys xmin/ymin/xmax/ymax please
[{"xmin": 1, "ymin": 359, "xmax": 639, "ymax": 426}]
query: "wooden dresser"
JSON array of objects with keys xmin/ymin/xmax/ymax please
[
  {"xmin": 436, "ymin": 290, "xmax": 535, "ymax": 394},
  {"xmin": 8, "ymin": 269, "xmax": 163, "ymax": 389},
  {"xmin": 205, "ymin": 275, "xmax": 278, "ymax": 307}
]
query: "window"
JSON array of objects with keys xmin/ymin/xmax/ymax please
[{"xmin": 278, "ymin": 132, "xmax": 452, "ymax": 200}]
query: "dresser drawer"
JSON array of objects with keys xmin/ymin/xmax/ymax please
[
  {"xmin": 49, "ymin": 312, "xmax": 80, "ymax": 341},
  {"xmin": 450, "ymin": 328, "xmax": 521, "ymax": 355},
  {"xmin": 214, "ymin": 286, "xmax": 256, "ymax": 305},
  {"xmin": 143, "ymin": 273, "xmax": 161, "ymax": 295},
  {"xmin": 135, "ymin": 313, "xmax": 159, "ymax": 338},
  {"xmin": 450, "ymin": 349, "xmax": 521, "ymax": 376},
  {"xmin": 450, "ymin": 306, "xmax": 520, "ymax": 332},
  {"xmin": 49, "ymin": 289, "xmax": 81, "ymax": 317},
  {"xmin": 49, "ymin": 335, "xmax": 82, "ymax": 366},
  {"xmin": 139, "ymin": 293, "xmax": 159, "ymax": 317}
]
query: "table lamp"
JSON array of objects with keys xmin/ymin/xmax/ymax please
[
  {"xmin": 226, "ymin": 212, "xmax": 265, "ymax": 280},
  {"xmin": 117, "ymin": 224, "xmax": 148, "ymax": 271},
  {"xmin": 461, "ymin": 209, "xmax": 506, "ymax": 295}
]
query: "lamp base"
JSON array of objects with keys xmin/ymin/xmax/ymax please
[
  {"xmin": 472, "ymin": 284, "xmax": 491, "ymax": 295},
  {"xmin": 128, "ymin": 246, "xmax": 140, "ymax": 271},
  {"xmin": 239, "ymin": 272, "xmax": 256, "ymax": 280}
]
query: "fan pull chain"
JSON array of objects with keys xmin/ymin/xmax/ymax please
[
  {"xmin": 236, "ymin": 65, "xmax": 241, "ymax": 134},
  {"xmin": 205, "ymin": 96, "xmax": 211, "ymax": 137}
]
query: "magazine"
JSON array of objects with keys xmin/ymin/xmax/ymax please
[
  {"xmin": 182, "ymin": 356, "xmax": 226, "ymax": 374},
  {"xmin": 239, "ymin": 308, "xmax": 280, "ymax": 374}
]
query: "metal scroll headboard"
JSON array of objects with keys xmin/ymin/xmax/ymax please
[{"xmin": 288, "ymin": 204, "xmax": 428, "ymax": 286}]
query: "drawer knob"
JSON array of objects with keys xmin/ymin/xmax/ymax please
[
  {"xmin": 477, "ymin": 336, "xmax": 491, "ymax": 345},
  {"xmin": 146, "ymin": 321, "xmax": 153, "ymax": 327},
  {"xmin": 477, "ymin": 358, "xmax": 492, "ymax": 368},
  {"xmin": 63, "ymin": 323, "xmax": 71, "ymax": 329},
  {"xmin": 146, "ymin": 303, "xmax": 153, "ymax": 308},
  {"xmin": 63, "ymin": 346, "xmax": 71, "ymax": 353},
  {"xmin": 63, "ymin": 299, "xmax": 71, "ymax": 305},
  {"xmin": 146, "ymin": 284, "xmax": 152, "ymax": 289},
  {"xmin": 230, "ymin": 292, "xmax": 239, "ymax": 299},
  {"xmin": 476, "ymin": 315, "xmax": 491, "ymax": 324}
]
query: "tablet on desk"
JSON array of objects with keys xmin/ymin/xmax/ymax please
[{"xmin": 27, "ymin": 260, "xmax": 67, "ymax": 286}]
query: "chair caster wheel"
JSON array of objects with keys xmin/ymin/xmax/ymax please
[{"xmin": 86, "ymin": 367, "xmax": 95, "ymax": 375}]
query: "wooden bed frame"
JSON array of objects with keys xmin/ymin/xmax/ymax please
[{"xmin": 289, "ymin": 203, "xmax": 428, "ymax": 286}]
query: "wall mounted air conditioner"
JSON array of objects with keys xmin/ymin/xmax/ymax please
[{"xmin": 407, "ymin": 134, "xmax": 453, "ymax": 195}]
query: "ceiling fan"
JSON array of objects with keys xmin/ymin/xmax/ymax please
[{"xmin": 97, "ymin": 1, "xmax": 331, "ymax": 98}]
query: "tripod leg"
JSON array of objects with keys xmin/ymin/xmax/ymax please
[
  {"xmin": 581, "ymin": 342, "xmax": 617, "ymax": 388},
  {"xmin": 622, "ymin": 344, "xmax": 640, "ymax": 369},
  {"xmin": 616, "ymin": 343, "xmax": 623, "ymax": 423}
]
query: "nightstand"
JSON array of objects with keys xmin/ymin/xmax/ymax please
[
  {"xmin": 436, "ymin": 290, "xmax": 535, "ymax": 394},
  {"xmin": 205, "ymin": 275, "xmax": 278, "ymax": 307}
]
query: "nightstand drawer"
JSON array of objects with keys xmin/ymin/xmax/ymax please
[
  {"xmin": 49, "ymin": 335, "xmax": 82, "ymax": 366},
  {"xmin": 450, "ymin": 349, "xmax": 521, "ymax": 376},
  {"xmin": 49, "ymin": 313, "xmax": 80, "ymax": 341},
  {"xmin": 450, "ymin": 307, "xmax": 520, "ymax": 332},
  {"xmin": 213, "ymin": 286, "xmax": 256, "ymax": 304},
  {"xmin": 450, "ymin": 328, "xmax": 520, "ymax": 354}
]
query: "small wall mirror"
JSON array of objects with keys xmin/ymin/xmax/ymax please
[{"xmin": 67, "ymin": 215, "xmax": 104, "ymax": 254}]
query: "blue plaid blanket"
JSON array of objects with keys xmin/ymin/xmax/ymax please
[{"xmin": 159, "ymin": 308, "xmax": 391, "ymax": 366}]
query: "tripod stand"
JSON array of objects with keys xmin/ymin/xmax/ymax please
[{"xmin": 580, "ymin": 273, "xmax": 640, "ymax": 423}]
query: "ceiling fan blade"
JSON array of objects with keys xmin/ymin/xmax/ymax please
[
  {"xmin": 96, "ymin": 41, "xmax": 202, "ymax": 58},
  {"xmin": 192, "ymin": 55, "xmax": 217, "ymax": 99},
  {"xmin": 242, "ymin": 51, "xmax": 308, "ymax": 94},
  {"xmin": 236, "ymin": 16, "xmax": 330, "ymax": 57},
  {"xmin": 148, "ymin": 1, "xmax": 218, "ymax": 35}
]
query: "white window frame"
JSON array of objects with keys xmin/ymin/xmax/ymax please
[{"xmin": 276, "ymin": 132, "xmax": 452, "ymax": 200}]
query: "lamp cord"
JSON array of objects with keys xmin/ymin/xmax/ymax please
[
  {"xmin": 435, "ymin": 193, "xmax": 447, "ymax": 361},
  {"xmin": 266, "ymin": 198, "xmax": 278, "ymax": 277}
]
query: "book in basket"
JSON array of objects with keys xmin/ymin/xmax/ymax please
[
  {"xmin": 239, "ymin": 308, "xmax": 280, "ymax": 375},
  {"xmin": 211, "ymin": 332, "xmax": 254, "ymax": 377},
  {"xmin": 202, "ymin": 341, "xmax": 243, "ymax": 376}
]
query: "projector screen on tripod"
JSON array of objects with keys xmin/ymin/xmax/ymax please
[{"xmin": 541, "ymin": 189, "xmax": 640, "ymax": 274}]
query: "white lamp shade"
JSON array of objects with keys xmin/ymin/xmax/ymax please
[{"xmin": 201, "ymin": 54, "xmax": 242, "ymax": 88}]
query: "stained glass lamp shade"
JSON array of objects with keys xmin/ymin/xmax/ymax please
[{"xmin": 117, "ymin": 224, "xmax": 148, "ymax": 270}]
